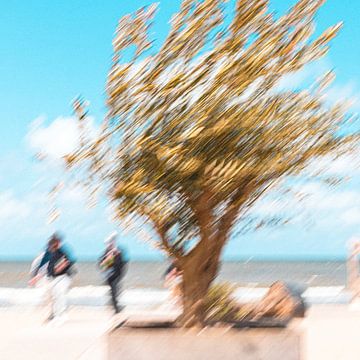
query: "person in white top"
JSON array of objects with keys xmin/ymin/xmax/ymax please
[{"xmin": 164, "ymin": 262, "xmax": 183, "ymax": 307}]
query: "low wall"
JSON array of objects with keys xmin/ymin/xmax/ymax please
[{"xmin": 108, "ymin": 327, "xmax": 302, "ymax": 360}]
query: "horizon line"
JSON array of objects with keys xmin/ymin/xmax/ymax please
[{"xmin": 0, "ymin": 255, "xmax": 348, "ymax": 262}]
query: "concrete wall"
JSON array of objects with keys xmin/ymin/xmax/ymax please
[{"xmin": 108, "ymin": 327, "xmax": 302, "ymax": 360}]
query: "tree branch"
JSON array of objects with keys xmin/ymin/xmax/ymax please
[{"xmin": 138, "ymin": 205, "xmax": 183, "ymax": 259}]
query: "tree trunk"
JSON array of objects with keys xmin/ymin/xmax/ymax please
[
  {"xmin": 177, "ymin": 251, "xmax": 220, "ymax": 328},
  {"xmin": 171, "ymin": 190, "xmax": 242, "ymax": 328}
]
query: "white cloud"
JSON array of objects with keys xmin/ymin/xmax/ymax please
[
  {"xmin": 340, "ymin": 208, "xmax": 360, "ymax": 226},
  {"xmin": 250, "ymin": 177, "xmax": 360, "ymax": 233},
  {"xmin": 325, "ymin": 82, "xmax": 360, "ymax": 111},
  {"xmin": 275, "ymin": 58, "xmax": 360, "ymax": 111},
  {"xmin": 303, "ymin": 142, "xmax": 360, "ymax": 180},
  {"xmin": 309, "ymin": 190, "xmax": 360, "ymax": 211},
  {"xmin": 59, "ymin": 185, "xmax": 87, "ymax": 204},
  {"xmin": 0, "ymin": 191, "xmax": 30, "ymax": 221},
  {"xmin": 326, "ymin": 153, "xmax": 360, "ymax": 176},
  {"xmin": 28, "ymin": 116, "xmax": 80, "ymax": 159},
  {"xmin": 275, "ymin": 60, "xmax": 330, "ymax": 91},
  {"xmin": 251, "ymin": 199, "xmax": 290, "ymax": 216},
  {"xmin": 27, "ymin": 116, "xmax": 98, "ymax": 160},
  {"xmin": 289, "ymin": 182, "xmax": 360, "ymax": 212}
]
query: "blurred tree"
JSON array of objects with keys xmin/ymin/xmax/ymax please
[{"xmin": 68, "ymin": 0, "xmax": 358, "ymax": 327}]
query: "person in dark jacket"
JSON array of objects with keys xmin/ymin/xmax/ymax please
[
  {"xmin": 99, "ymin": 232, "xmax": 127, "ymax": 314},
  {"xmin": 29, "ymin": 233, "xmax": 76, "ymax": 323},
  {"xmin": 30, "ymin": 234, "xmax": 75, "ymax": 279}
]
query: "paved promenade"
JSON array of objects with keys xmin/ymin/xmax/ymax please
[
  {"xmin": 1, "ymin": 304, "xmax": 360, "ymax": 359},
  {"xmin": 0, "ymin": 307, "xmax": 110, "ymax": 360}
]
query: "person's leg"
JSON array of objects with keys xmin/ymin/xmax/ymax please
[
  {"xmin": 41, "ymin": 277, "xmax": 54, "ymax": 321},
  {"xmin": 59, "ymin": 275, "xmax": 71, "ymax": 317},
  {"xmin": 52, "ymin": 275, "xmax": 71, "ymax": 318},
  {"xmin": 108, "ymin": 278, "xmax": 120, "ymax": 313},
  {"xmin": 49, "ymin": 277, "xmax": 58, "ymax": 318}
]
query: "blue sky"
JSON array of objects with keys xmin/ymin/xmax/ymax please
[{"xmin": 0, "ymin": 0, "xmax": 360, "ymax": 261}]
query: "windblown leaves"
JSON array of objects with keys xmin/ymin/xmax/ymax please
[{"xmin": 70, "ymin": 0, "xmax": 358, "ymax": 256}]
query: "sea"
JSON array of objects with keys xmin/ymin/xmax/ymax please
[{"xmin": 0, "ymin": 260, "xmax": 347, "ymax": 289}]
